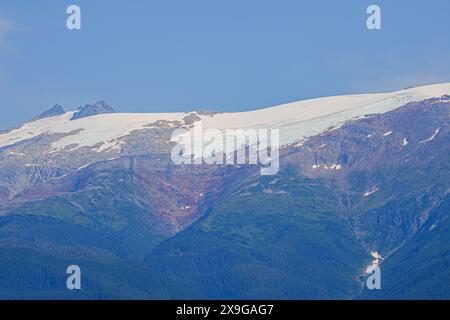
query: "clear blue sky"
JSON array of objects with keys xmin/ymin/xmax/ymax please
[{"xmin": 0, "ymin": 0, "xmax": 449, "ymax": 129}]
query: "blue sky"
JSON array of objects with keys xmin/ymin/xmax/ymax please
[{"xmin": 0, "ymin": 0, "xmax": 449, "ymax": 129}]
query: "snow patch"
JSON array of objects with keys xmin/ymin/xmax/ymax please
[
  {"xmin": 6, "ymin": 151, "xmax": 25, "ymax": 156},
  {"xmin": 364, "ymin": 187, "xmax": 379, "ymax": 197},
  {"xmin": 365, "ymin": 251, "xmax": 384, "ymax": 274},
  {"xmin": 419, "ymin": 128, "xmax": 440, "ymax": 144},
  {"xmin": 402, "ymin": 138, "xmax": 409, "ymax": 146},
  {"xmin": 312, "ymin": 164, "xmax": 342, "ymax": 170},
  {"xmin": 75, "ymin": 162, "xmax": 96, "ymax": 171}
]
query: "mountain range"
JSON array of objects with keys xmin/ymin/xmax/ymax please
[{"xmin": 0, "ymin": 83, "xmax": 449, "ymax": 299}]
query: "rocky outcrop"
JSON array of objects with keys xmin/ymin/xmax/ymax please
[
  {"xmin": 71, "ymin": 101, "xmax": 116, "ymax": 120},
  {"xmin": 32, "ymin": 105, "xmax": 65, "ymax": 121}
]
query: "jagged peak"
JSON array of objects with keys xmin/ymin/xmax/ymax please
[
  {"xmin": 33, "ymin": 104, "xmax": 65, "ymax": 121},
  {"xmin": 71, "ymin": 101, "xmax": 116, "ymax": 120}
]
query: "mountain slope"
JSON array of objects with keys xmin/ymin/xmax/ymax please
[
  {"xmin": 145, "ymin": 165, "xmax": 368, "ymax": 299},
  {"xmin": 0, "ymin": 83, "xmax": 449, "ymax": 299},
  {"xmin": 361, "ymin": 194, "xmax": 450, "ymax": 299}
]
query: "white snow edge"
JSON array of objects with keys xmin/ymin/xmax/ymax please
[{"xmin": 1, "ymin": 83, "xmax": 450, "ymax": 153}]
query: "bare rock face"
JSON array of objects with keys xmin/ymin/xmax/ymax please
[
  {"xmin": 32, "ymin": 104, "xmax": 65, "ymax": 121},
  {"xmin": 71, "ymin": 101, "xmax": 116, "ymax": 120}
]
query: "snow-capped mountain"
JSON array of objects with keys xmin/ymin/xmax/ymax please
[
  {"xmin": 0, "ymin": 83, "xmax": 449, "ymax": 299},
  {"xmin": 1, "ymin": 83, "xmax": 449, "ymax": 153}
]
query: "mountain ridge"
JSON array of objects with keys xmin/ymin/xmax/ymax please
[
  {"xmin": 2, "ymin": 83, "xmax": 450, "ymax": 152},
  {"xmin": 0, "ymin": 83, "xmax": 449, "ymax": 299}
]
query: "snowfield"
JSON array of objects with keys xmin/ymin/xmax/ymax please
[{"xmin": 1, "ymin": 83, "xmax": 450, "ymax": 152}]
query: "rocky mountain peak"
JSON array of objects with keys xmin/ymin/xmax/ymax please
[
  {"xmin": 70, "ymin": 100, "xmax": 116, "ymax": 120},
  {"xmin": 32, "ymin": 104, "xmax": 65, "ymax": 121}
]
